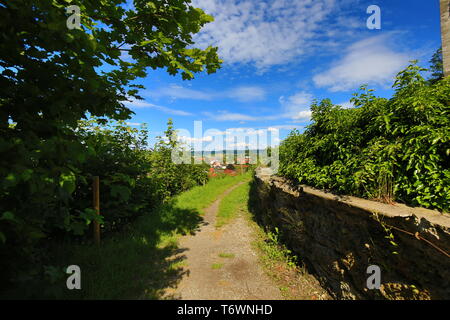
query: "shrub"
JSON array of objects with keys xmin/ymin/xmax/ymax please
[
  {"xmin": 0, "ymin": 118, "xmax": 209, "ymax": 288},
  {"xmin": 279, "ymin": 63, "xmax": 450, "ymax": 213}
]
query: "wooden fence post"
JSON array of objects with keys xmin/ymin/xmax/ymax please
[{"xmin": 93, "ymin": 176, "xmax": 100, "ymax": 245}]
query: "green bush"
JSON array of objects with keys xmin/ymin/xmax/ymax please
[
  {"xmin": 0, "ymin": 118, "xmax": 209, "ymax": 288},
  {"xmin": 279, "ymin": 63, "xmax": 450, "ymax": 213}
]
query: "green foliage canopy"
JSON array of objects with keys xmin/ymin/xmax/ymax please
[
  {"xmin": 279, "ymin": 63, "xmax": 450, "ymax": 213},
  {"xmin": 429, "ymin": 47, "xmax": 444, "ymax": 84},
  {"xmin": 0, "ymin": 0, "xmax": 220, "ymax": 285}
]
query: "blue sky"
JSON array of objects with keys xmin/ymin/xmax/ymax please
[{"xmin": 122, "ymin": 0, "xmax": 442, "ymax": 149}]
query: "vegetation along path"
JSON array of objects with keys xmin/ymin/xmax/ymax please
[
  {"xmin": 160, "ymin": 175, "xmax": 330, "ymax": 300},
  {"xmin": 164, "ymin": 179, "xmax": 282, "ymax": 300},
  {"xmin": 20, "ymin": 173, "xmax": 329, "ymax": 300}
]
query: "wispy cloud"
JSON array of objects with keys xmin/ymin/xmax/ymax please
[
  {"xmin": 203, "ymin": 111, "xmax": 263, "ymax": 122},
  {"xmin": 227, "ymin": 86, "xmax": 266, "ymax": 102},
  {"xmin": 313, "ymin": 34, "xmax": 412, "ymax": 92},
  {"xmin": 202, "ymin": 91, "xmax": 314, "ymax": 122},
  {"xmin": 192, "ymin": 0, "xmax": 358, "ymax": 70},
  {"xmin": 146, "ymin": 84, "xmax": 265, "ymax": 102},
  {"xmin": 147, "ymin": 85, "xmax": 214, "ymax": 101},
  {"xmin": 178, "ymin": 135, "xmax": 214, "ymax": 143},
  {"xmin": 123, "ymin": 99, "xmax": 193, "ymax": 116},
  {"xmin": 279, "ymin": 92, "xmax": 313, "ymax": 121}
]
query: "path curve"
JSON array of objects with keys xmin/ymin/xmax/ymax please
[{"xmin": 164, "ymin": 181, "xmax": 282, "ymax": 300}]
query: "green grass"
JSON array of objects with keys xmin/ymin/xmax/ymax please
[
  {"xmin": 249, "ymin": 224, "xmax": 330, "ymax": 300},
  {"xmin": 254, "ymin": 227, "xmax": 300, "ymax": 271},
  {"xmin": 218, "ymin": 253, "xmax": 235, "ymax": 258},
  {"xmin": 209, "ymin": 175, "xmax": 314, "ymax": 299},
  {"xmin": 175, "ymin": 172, "xmax": 252, "ymax": 214},
  {"xmin": 216, "ymin": 180, "xmax": 251, "ymax": 228},
  {"xmin": 211, "ymin": 263, "xmax": 223, "ymax": 270},
  {"xmin": 4, "ymin": 174, "xmax": 248, "ymax": 300}
]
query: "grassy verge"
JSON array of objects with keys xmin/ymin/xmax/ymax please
[
  {"xmin": 4, "ymin": 174, "xmax": 248, "ymax": 299},
  {"xmin": 247, "ymin": 220, "xmax": 331, "ymax": 300},
  {"xmin": 215, "ymin": 177, "xmax": 330, "ymax": 300},
  {"xmin": 177, "ymin": 172, "xmax": 252, "ymax": 215},
  {"xmin": 216, "ymin": 179, "xmax": 251, "ymax": 228}
]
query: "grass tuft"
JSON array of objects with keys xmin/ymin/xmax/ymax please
[
  {"xmin": 211, "ymin": 263, "xmax": 223, "ymax": 270},
  {"xmin": 218, "ymin": 253, "xmax": 235, "ymax": 259}
]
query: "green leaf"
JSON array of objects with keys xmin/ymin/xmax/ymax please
[
  {"xmin": 0, "ymin": 211, "xmax": 16, "ymax": 222},
  {"xmin": 28, "ymin": 230, "xmax": 46, "ymax": 240},
  {"xmin": 60, "ymin": 172, "xmax": 76, "ymax": 194},
  {"xmin": 110, "ymin": 185, "xmax": 131, "ymax": 201},
  {"xmin": 70, "ymin": 221, "xmax": 87, "ymax": 236}
]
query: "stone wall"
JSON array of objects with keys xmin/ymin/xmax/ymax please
[{"xmin": 250, "ymin": 169, "xmax": 450, "ymax": 299}]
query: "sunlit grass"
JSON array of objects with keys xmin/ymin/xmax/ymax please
[
  {"xmin": 216, "ymin": 180, "xmax": 251, "ymax": 228},
  {"xmin": 175, "ymin": 172, "xmax": 252, "ymax": 214}
]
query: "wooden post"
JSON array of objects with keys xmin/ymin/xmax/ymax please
[{"xmin": 92, "ymin": 176, "xmax": 100, "ymax": 245}]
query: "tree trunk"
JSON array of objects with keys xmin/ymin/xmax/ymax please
[{"xmin": 441, "ymin": 0, "xmax": 450, "ymax": 77}]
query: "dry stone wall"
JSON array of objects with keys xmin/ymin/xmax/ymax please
[{"xmin": 250, "ymin": 169, "xmax": 450, "ymax": 299}]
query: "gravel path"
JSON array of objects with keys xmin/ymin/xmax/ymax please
[{"xmin": 164, "ymin": 181, "xmax": 283, "ymax": 300}]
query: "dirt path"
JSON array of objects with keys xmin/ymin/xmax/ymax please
[{"xmin": 164, "ymin": 181, "xmax": 282, "ymax": 300}]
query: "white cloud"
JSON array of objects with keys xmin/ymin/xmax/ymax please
[
  {"xmin": 203, "ymin": 111, "xmax": 261, "ymax": 122},
  {"xmin": 178, "ymin": 135, "xmax": 214, "ymax": 143},
  {"xmin": 202, "ymin": 91, "xmax": 314, "ymax": 122},
  {"xmin": 313, "ymin": 34, "xmax": 412, "ymax": 92},
  {"xmin": 279, "ymin": 92, "xmax": 313, "ymax": 121},
  {"xmin": 148, "ymin": 85, "xmax": 214, "ymax": 101},
  {"xmin": 192, "ymin": 0, "xmax": 358, "ymax": 70},
  {"xmin": 227, "ymin": 86, "xmax": 266, "ymax": 102},
  {"xmin": 123, "ymin": 99, "xmax": 193, "ymax": 116},
  {"xmin": 338, "ymin": 101, "xmax": 355, "ymax": 109},
  {"xmin": 268, "ymin": 124, "xmax": 304, "ymax": 131},
  {"xmin": 147, "ymin": 84, "xmax": 265, "ymax": 102},
  {"xmin": 227, "ymin": 142, "xmax": 253, "ymax": 149},
  {"xmin": 124, "ymin": 99, "xmax": 153, "ymax": 108}
]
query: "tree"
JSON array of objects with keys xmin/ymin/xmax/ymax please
[
  {"xmin": 429, "ymin": 47, "xmax": 444, "ymax": 83},
  {"xmin": 0, "ymin": 0, "xmax": 221, "ymax": 284},
  {"xmin": 149, "ymin": 119, "xmax": 208, "ymax": 200}
]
